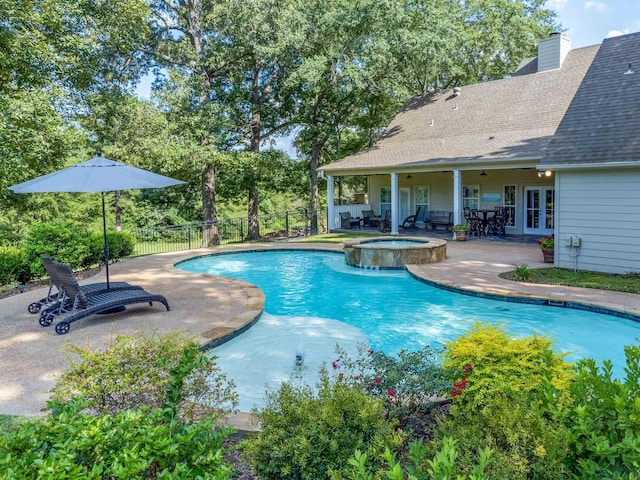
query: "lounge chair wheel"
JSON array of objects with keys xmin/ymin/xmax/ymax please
[
  {"xmin": 39, "ymin": 313, "xmax": 55, "ymax": 327},
  {"xmin": 28, "ymin": 302, "xmax": 41, "ymax": 314},
  {"xmin": 55, "ymin": 322, "xmax": 70, "ymax": 335}
]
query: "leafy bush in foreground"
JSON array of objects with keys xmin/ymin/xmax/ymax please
[
  {"xmin": 563, "ymin": 344, "xmax": 640, "ymax": 478},
  {"xmin": 0, "ymin": 397, "xmax": 233, "ymax": 479},
  {"xmin": 243, "ymin": 365, "xmax": 405, "ymax": 480},
  {"xmin": 51, "ymin": 332, "xmax": 238, "ymax": 421}
]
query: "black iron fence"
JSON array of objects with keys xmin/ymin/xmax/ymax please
[{"xmin": 130, "ymin": 209, "xmax": 327, "ymax": 257}]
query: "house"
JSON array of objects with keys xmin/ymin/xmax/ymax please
[{"xmin": 319, "ymin": 32, "xmax": 640, "ymax": 274}]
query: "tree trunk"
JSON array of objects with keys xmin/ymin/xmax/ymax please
[
  {"xmin": 310, "ymin": 141, "xmax": 321, "ymax": 235},
  {"xmin": 246, "ymin": 67, "xmax": 262, "ymax": 241},
  {"xmin": 202, "ymin": 161, "xmax": 219, "ymax": 246}
]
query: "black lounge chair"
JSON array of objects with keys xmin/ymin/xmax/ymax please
[
  {"xmin": 42, "ymin": 260, "xmax": 170, "ymax": 335},
  {"xmin": 400, "ymin": 206, "xmax": 422, "ymax": 229},
  {"xmin": 30, "ymin": 255, "xmax": 141, "ymax": 317}
]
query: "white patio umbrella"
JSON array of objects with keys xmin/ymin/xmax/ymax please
[{"xmin": 9, "ymin": 151, "xmax": 185, "ymax": 288}]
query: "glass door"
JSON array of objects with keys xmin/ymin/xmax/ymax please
[{"xmin": 523, "ymin": 187, "xmax": 554, "ymax": 234}]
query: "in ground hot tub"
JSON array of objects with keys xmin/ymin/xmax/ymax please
[{"xmin": 343, "ymin": 237, "xmax": 447, "ymax": 269}]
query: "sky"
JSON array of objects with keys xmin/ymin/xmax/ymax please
[{"xmin": 550, "ymin": 0, "xmax": 640, "ymax": 48}]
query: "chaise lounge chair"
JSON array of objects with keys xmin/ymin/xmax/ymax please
[
  {"xmin": 40, "ymin": 259, "xmax": 170, "ymax": 335},
  {"xmin": 29, "ymin": 255, "xmax": 141, "ymax": 316}
]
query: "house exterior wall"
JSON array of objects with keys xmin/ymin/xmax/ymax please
[
  {"xmin": 556, "ymin": 168, "xmax": 640, "ymax": 274},
  {"xmin": 367, "ymin": 168, "xmax": 553, "ymax": 234}
]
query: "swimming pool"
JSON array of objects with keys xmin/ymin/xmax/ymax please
[{"xmin": 178, "ymin": 249, "xmax": 640, "ymax": 410}]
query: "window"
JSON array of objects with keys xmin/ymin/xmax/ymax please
[
  {"xmin": 414, "ymin": 186, "xmax": 429, "ymax": 223},
  {"xmin": 462, "ymin": 185, "xmax": 479, "ymax": 210},
  {"xmin": 380, "ymin": 187, "xmax": 391, "ymax": 217},
  {"xmin": 503, "ymin": 185, "xmax": 516, "ymax": 227}
]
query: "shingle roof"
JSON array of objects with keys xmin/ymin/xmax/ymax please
[
  {"xmin": 321, "ymin": 45, "xmax": 599, "ymax": 174},
  {"xmin": 542, "ymin": 32, "xmax": 640, "ymax": 166}
]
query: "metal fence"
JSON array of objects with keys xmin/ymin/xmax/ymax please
[{"xmin": 130, "ymin": 208, "xmax": 328, "ymax": 257}]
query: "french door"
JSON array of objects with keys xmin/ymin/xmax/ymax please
[
  {"xmin": 399, "ymin": 188, "xmax": 411, "ymax": 220},
  {"xmin": 523, "ymin": 187, "xmax": 554, "ymax": 235}
]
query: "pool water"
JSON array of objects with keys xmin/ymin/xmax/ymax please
[{"xmin": 178, "ymin": 250, "xmax": 640, "ymax": 411}]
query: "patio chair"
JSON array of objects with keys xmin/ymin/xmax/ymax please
[
  {"xmin": 362, "ymin": 209, "xmax": 381, "ymax": 227},
  {"xmin": 379, "ymin": 210, "xmax": 391, "ymax": 232},
  {"xmin": 40, "ymin": 259, "xmax": 170, "ymax": 335},
  {"xmin": 28, "ymin": 255, "xmax": 140, "ymax": 315},
  {"xmin": 339, "ymin": 211, "xmax": 361, "ymax": 229},
  {"xmin": 400, "ymin": 206, "xmax": 421, "ymax": 229}
]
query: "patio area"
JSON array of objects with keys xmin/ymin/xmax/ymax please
[{"xmin": 1, "ymin": 238, "xmax": 638, "ymax": 421}]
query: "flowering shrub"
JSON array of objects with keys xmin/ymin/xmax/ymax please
[
  {"xmin": 331, "ymin": 344, "xmax": 449, "ymax": 423},
  {"xmin": 536, "ymin": 235, "xmax": 554, "ymax": 251}
]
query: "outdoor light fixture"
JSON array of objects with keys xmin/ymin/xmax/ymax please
[
  {"xmin": 406, "ymin": 174, "xmax": 413, "ymax": 179},
  {"xmin": 537, "ymin": 170, "xmax": 552, "ymax": 178},
  {"xmin": 624, "ymin": 63, "xmax": 634, "ymax": 75},
  {"xmin": 17, "ymin": 284, "xmax": 26, "ymax": 294},
  {"xmin": 480, "ymin": 170, "xmax": 488, "ymax": 176}
]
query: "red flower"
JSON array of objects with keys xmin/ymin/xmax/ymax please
[
  {"xmin": 332, "ymin": 358, "xmax": 340, "ymax": 370},
  {"xmin": 451, "ymin": 388, "xmax": 458, "ymax": 397},
  {"xmin": 375, "ymin": 377, "xmax": 381, "ymax": 384},
  {"xmin": 387, "ymin": 389, "xmax": 396, "ymax": 396}
]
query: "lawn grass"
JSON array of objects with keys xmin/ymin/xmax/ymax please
[{"xmin": 500, "ymin": 268, "xmax": 640, "ymax": 294}]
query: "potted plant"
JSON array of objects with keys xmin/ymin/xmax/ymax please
[
  {"xmin": 452, "ymin": 224, "xmax": 470, "ymax": 241},
  {"xmin": 536, "ymin": 235, "xmax": 554, "ymax": 263}
]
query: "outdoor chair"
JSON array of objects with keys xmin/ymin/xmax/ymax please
[
  {"xmin": 339, "ymin": 211, "xmax": 361, "ymax": 229},
  {"xmin": 379, "ymin": 210, "xmax": 391, "ymax": 232},
  {"xmin": 29, "ymin": 255, "xmax": 141, "ymax": 316},
  {"xmin": 400, "ymin": 206, "xmax": 421, "ymax": 229},
  {"xmin": 362, "ymin": 209, "xmax": 381, "ymax": 227},
  {"xmin": 40, "ymin": 259, "xmax": 170, "ymax": 335}
]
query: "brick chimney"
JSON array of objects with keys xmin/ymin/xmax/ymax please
[{"xmin": 537, "ymin": 33, "xmax": 571, "ymax": 72}]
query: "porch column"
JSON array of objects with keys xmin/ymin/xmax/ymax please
[
  {"xmin": 391, "ymin": 172, "xmax": 399, "ymax": 235},
  {"xmin": 453, "ymin": 169, "xmax": 462, "ymax": 239},
  {"xmin": 327, "ymin": 175, "xmax": 335, "ymax": 231}
]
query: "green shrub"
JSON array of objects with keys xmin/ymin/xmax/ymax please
[
  {"xmin": 442, "ymin": 322, "xmax": 573, "ymax": 410},
  {"xmin": 563, "ymin": 344, "xmax": 640, "ymax": 478},
  {"xmin": 0, "ymin": 397, "xmax": 234, "ymax": 479},
  {"xmin": 513, "ymin": 264, "xmax": 532, "ymax": 282},
  {"xmin": 243, "ymin": 365, "xmax": 405, "ymax": 480},
  {"xmin": 0, "ymin": 246, "xmax": 31, "ymax": 286},
  {"xmin": 22, "ymin": 221, "xmax": 92, "ymax": 276},
  {"xmin": 88, "ymin": 230, "xmax": 136, "ymax": 263},
  {"xmin": 51, "ymin": 332, "xmax": 238, "ymax": 421}
]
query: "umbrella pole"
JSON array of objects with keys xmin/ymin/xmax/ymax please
[{"xmin": 102, "ymin": 192, "xmax": 110, "ymax": 289}]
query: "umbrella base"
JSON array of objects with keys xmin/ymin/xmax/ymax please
[{"xmin": 97, "ymin": 306, "xmax": 126, "ymax": 314}]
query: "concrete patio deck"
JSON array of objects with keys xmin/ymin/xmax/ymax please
[{"xmin": 1, "ymin": 238, "xmax": 638, "ymax": 422}]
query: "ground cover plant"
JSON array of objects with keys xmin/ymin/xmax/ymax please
[{"xmin": 501, "ymin": 266, "xmax": 640, "ymax": 293}]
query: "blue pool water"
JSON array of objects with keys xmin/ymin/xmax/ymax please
[{"xmin": 178, "ymin": 250, "xmax": 640, "ymax": 411}]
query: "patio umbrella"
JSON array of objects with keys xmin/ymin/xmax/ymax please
[{"xmin": 9, "ymin": 151, "xmax": 185, "ymax": 288}]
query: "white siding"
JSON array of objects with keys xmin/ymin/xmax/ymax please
[{"xmin": 556, "ymin": 169, "xmax": 640, "ymax": 274}]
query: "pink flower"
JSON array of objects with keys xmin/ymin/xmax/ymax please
[
  {"xmin": 332, "ymin": 358, "xmax": 340, "ymax": 370},
  {"xmin": 375, "ymin": 377, "xmax": 381, "ymax": 384},
  {"xmin": 387, "ymin": 389, "xmax": 396, "ymax": 396},
  {"xmin": 367, "ymin": 349, "xmax": 374, "ymax": 356},
  {"xmin": 354, "ymin": 375, "xmax": 361, "ymax": 380}
]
